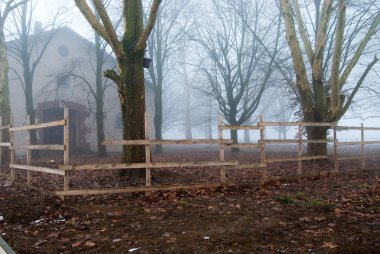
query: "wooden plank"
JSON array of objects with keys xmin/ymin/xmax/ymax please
[
  {"xmin": 0, "ymin": 116, "xmax": 2, "ymax": 164},
  {"xmin": 266, "ymin": 155, "xmax": 328, "ymax": 163},
  {"xmin": 336, "ymin": 154, "xmax": 379, "ymax": 161},
  {"xmin": 10, "ymin": 164, "xmax": 65, "ymax": 176},
  {"xmin": 74, "ymin": 163, "xmax": 147, "ymax": 170},
  {"xmin": 333, "ymin": 124, "xmax": 339, "ymax": 172},
  {"xmin": 337, "ymin": 141, "xmax": 380, "ymax": 146},
  {"xmin": 63, "ymin": 108, "xmax": 70, "ymax": 192},
  {"xmin": 263, "ymin": 139, "xmax": 334, "ymax": 144},
  {"xmin": 259, "ymin": 116, "xmax": 267, "ymax": 179},
  {"xmin": 9, "ymin": 119, "xmax": 65, "ymax": 132},
  {"xmin": 264, "ymin": 139, "xmax": 298, "ymax": 144},
  {"xmin": 55, "ymin": 182, "xmax": 236, "ymax": 196},
  {"xmin": 219, "ymin": 125, "xmax": 261, "ymax": 130},
  {"xmin": 258, "ymin": 122, "xmax": 334, "ymax": 127},
  {"xmin": 58, "ymin": 165, "xmax": 74, "ymax": 171},
  {"xmin": 224, "ymin": 163, "xmax": 267, "ymax": 169},
  {"xmin": 336, "ymin": 126, "xmax": 380, "ymax": 131},
  {"xmin": 0, "ymin": 124, "xmax": 10, "ymax": 130},
  {"xmin": 221, "ymin": 143, "xmax": 262, "ymax": 148},
  {"xmin": 297, "ymin": 123, "xmax": 302, "ymax": 174},
  {"xmin": 145, "ymin": 113, "xmax": 151, "ymax": 187},
  {"xmin": 63, "ymin": 108, "xmax": 69, "ymax": 166},
  {"xmin": 10, "ymin": 115, "xmax": 15, "ymax": 181},
  {"xmin": 361, "ymin": 123, "xmax": 365, "ymax": 170},
  {"xmin": 218, "ymin": 114, "xmax": 225, "ymax": 183},
  {"xmin": 72, "ymin": 161, "xmax": 239, "ymax": 171},
  {"xmin": 26, "ymin": 115, "xmax": 31, "ymax": 186},
  {"xmin": 103, "ymin": 139, "xmax": 233, "ymax": 146},
  {"xmin": 10, "ymin": 144, "xmax": 64, "ymax": 150}
]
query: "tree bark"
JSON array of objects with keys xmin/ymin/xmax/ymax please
[
  {"xmin": 75, "ymin": 0, "xmax": 162, "ymax": 179},
  {"xmin": 119, "ymin": 50, "xmax": 146, "ymax": 179},
  {"xmin": 306, "ymin": 126, "xmax": 328, "ymax": 155},
  {"xmin": 0, "ymin": 31, "xmax": 10, "ymax": 163},
  {"xmin": 230, "ymin": 129, "xmax": 239, "ymax": 153},
  {"xmin": 95, "ymin": 31, "xmax": 107, "ymax": 157}
]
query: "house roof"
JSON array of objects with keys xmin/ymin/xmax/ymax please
[{"xmin": 6, "ymin": 24, "xmax": 154, "ymax": 89}]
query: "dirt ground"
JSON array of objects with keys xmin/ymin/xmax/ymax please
[{"xmin": 0, "ymin": 147, "xmax": 379, "ymax": 253}]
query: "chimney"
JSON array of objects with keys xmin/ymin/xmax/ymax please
[{"xmin": 34, "ymin": 21, "xmax": 42, "ymax": 34}]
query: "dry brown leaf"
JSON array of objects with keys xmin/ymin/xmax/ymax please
[
  {"xmin": 85, "ymin": 241, "xmax": 96, "ymax": 247},
  {"xmin": 322, "ymin": 242, "xmax": 338, "ymax": 249},
  {"xmin": 71, "ymin": 241, "xmax": 81, "ymax": 247}
]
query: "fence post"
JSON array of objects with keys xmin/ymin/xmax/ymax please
[
  {"xmin": 0, "ymin": 116, "xmax": 2, "ymax": 165},
  {"xmin": 218, "ymin": 114, "xmax": 225, "ymax": 183},
  {"xmin": 145, "ymin": 113, "xmax": 152, "ymax": 187},
  {"xmin": 259, "ymin": 115, "xmax": 266, "ymax": 180},
  {"xmin": 63, "ymin": 108, "xmax": 70, "ymax": 191},
  {"xmin": 361, "ymin": 123, "xmax": 365, "ymax": 170},
  {"xmin": 297, "ymin": 123, "xmax": 302, "ymax": 174},
  {"xmin": 26, "ymin": 115, "xmax": 31, "ymax": 186},
  {"xmin": 333, "ymin": 123, "xmax": 338, "ymax": 172},
  {"xmin": 10, "ymin": 115, "xmax": 15, "ymax": 182}
]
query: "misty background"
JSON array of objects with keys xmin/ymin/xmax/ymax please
[{"xmin": 4, "ymin": 0, "xmax": 380, "ymax": 150}]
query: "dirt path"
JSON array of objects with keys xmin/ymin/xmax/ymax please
[{"xmin": 0, "ymin": 150, "xmax": 379, "ymax": 253}]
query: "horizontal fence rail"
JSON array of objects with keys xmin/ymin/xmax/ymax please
[{"xmin": 0, "ymin": 112, "xmax": 378, "ymax": 198}]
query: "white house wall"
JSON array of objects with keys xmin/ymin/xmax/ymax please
[{"xmin": 7, "ymin": 26, "xmax": 155, "ymax": 154}]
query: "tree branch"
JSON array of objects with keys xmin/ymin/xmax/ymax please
[
  {"xmin": 294, "ymin": 0, "xmax": 314, "ymax": 65},
  {"xmin": 136, "ymin": 0, "xmax": 162, "ymax": 50},
  {"xmin": 338, "ymin": 55, "xmax": 378, "ymax": 121},
  {"xmin": 104, "ymin": 69, "xmax": 122, "ymax": 90},
  {"xmin": 92, "ymin": 0, "xmax": 122, "ymax": 57},
  {"xmin": 339, "ymin": 11, "xmax": 380, "ymax": 89},
  {"xmin": 330, "ymin": 0, "xmax": 346, "ymax": 117},
  {"xmin": 74, "ymin": 0, "xmax": 122, "ymax": 57}
]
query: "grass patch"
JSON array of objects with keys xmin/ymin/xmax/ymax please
[
  {"xmin": 306, "ymin": 198, "xmax": 336, "ymax": 212},
  {"xmin": 176, "ymin": 200, "xmax": 190, "ymax": 208},
  {"xmin": 276, "ymin": 194, "xmax": 294, "ymax": 206}
]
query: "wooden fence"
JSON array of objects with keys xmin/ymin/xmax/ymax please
[
  {"xmin": 0, "ymin": 112, "xmax": 379, "ymax": 198},
  {"xmin": 0, "ymin": 108, "xmax": 70, "ymax": 193}
]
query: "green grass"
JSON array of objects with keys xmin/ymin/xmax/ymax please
[{"xmin": 276, "ymin": 194, "xmax": 294, "ymax": 206}]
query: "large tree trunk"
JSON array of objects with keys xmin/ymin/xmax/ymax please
[
  {"xmin": 0, "ymin": 31, "xmax": 10, "ymax": 163},
  {"xmin": 306, "ymin": 126, "xmax": 328, "ymax": 155},
  {"xmin": 119, "ymin": 50, "xmax": 146, "ymax": 179},
  {"xmin": 230, "ymin": 129, "xmax": 239, "ymax": 153}
]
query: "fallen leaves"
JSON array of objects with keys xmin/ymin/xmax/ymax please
[{"xmin": 322, "ymin": 242, "xmax": 338, "ymax": 249}]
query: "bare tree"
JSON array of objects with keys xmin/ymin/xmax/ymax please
[
  {"xmin": 281, "ymin": 0, "xmax": 380, "ymax": 155},
  {"xmin": 74, "ymin": 0, "xmax": 162, "ymax": 179},
  {"xmin": 146, "ymin": 0, "xmax": 189, "ymax": 153},
  {"xmin": 0, "ymin": 0, "xmax": 27, "ymax": 163},
  {"xmin": 193, "ymin": 0, "xmax": 281, "ymax": 149},
  {"xmin": 7, "ymin": 0, "xmax": 60, "ymax": 158}
]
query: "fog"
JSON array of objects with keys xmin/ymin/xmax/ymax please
[{"xmin": 2, "ymin": 0, "xmax": 380, "ymax": 154}]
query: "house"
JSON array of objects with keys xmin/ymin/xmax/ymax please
[{"xmin": 7, "ymin": 24, "xmax": 155, "ymax": 152}]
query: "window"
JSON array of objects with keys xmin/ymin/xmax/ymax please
[
  {"xmin": 57, "ymin": 75, "xmax": 69, "ymax": 88},
  {"xmin": 115, "ymin": 113, "xmax": 122, "ymax": 129},
  {"xmin": 58, "ymin": 45, "xmax": 69, "ymax": 57}
]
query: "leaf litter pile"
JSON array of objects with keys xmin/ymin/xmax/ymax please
[{"xmin": 0, "ymin": 145, "xmax": 379, "ymax": 253}]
